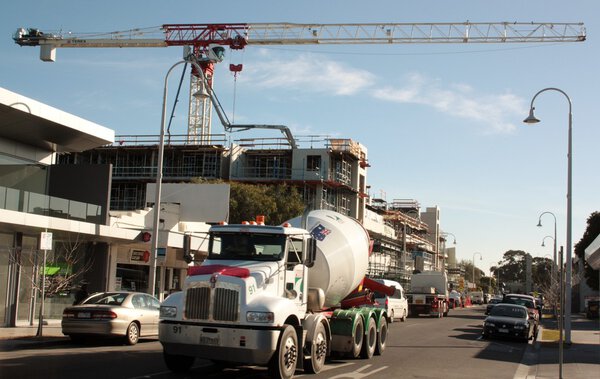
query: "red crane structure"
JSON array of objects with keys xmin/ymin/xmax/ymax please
[{"xmin": 14, "ymin": 22, "xmax": 586, "ymax": 143}]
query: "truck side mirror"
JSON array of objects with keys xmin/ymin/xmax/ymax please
[{"xmin": 304, "ymin": 238, "xmax": 317, "ymax": 268}]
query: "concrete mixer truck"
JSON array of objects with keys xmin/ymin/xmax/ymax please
[{"xmin": 158, "ymin": 209, "xmax": 393, "ymax": 379}]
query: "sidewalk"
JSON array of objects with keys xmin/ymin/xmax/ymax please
[
  {"xmin": 0, "ymin": 319, "xmax": 68, "ymax": 351},
  {"xmin": 524, "ymin": 313, "xmax": 600, "ymax": 379}
]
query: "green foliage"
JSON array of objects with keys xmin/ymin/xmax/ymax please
[
  {"xmin": 491, "ymin": 251, "xmax": 553, "ymax": 293},
  {"xmin": 574, "ymin": 211, "xmax": 600, "ymax": 290},
  {"xmin": 494, "ymin": 250, "xmax": 528, "ymax": 283},
  {"xmin": 228, "ymin": 182, "xmax": 305, "ymax": 225}
]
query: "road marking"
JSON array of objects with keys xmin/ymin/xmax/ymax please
[
  {"xmin": 295, "ymin": 362, "xmax": 355, "ymax": 377},
  {"xmin": 326, "ymin": 364, "xmax": 389, "ymax": 379}
]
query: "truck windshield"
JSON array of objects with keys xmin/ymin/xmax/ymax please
[{"xmin": 208, "ymin": 232, "xmax": 286, "ymax": 261}]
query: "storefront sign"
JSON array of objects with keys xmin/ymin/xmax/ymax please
[{"xmin": 131, "ymin": 249, "xmax": 150, "ymax": 263}]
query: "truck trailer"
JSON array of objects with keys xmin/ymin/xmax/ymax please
[{"xmin": 158, "ymin": 210, "xmax": 393, "ymax": 378}]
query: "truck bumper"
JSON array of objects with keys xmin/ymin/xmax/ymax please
[
  {"xmin": 409, "ymin": 304, "xmax": 431, "ymax": 316},
  {"xmin": 159, "ymin": 321, "xmax": 280, "ymax": 365}
]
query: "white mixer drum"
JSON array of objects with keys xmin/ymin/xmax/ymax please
[{"xmin": 287, "ymin": 210, "xmax": 370, "ymax": 308}]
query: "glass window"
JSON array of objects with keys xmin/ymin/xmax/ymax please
[
  {"xmin": 131, "ymin": 294, "xmax": 146, "ymax": 309},
  {"xmin": 145, "ymin": 295, "xmax": 160, "ymax": 310},
  {"xmin": 209, "ymin": 232, "xmax": 286, "ymax": 261},
  {"xmin": 306, "ymin": 156, "xmax": 321, "ymax": 171}
]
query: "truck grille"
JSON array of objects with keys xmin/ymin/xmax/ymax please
[
  {"xmin": 184, "ymin": 286, "xmax": 240, "ymax": 322},
  {"xmin": 185, "ymin": 287, "xmax": 210, "ymax": 319},
  {"xmin": 214, "ymin": 288, "xmax": 239, "ymax": 321}
]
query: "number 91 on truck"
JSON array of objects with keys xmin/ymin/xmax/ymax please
[{"xmin": 158, "ymin": 209, "xmax": 394, "ymax": 379}]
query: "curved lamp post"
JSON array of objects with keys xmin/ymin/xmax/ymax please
[
  {"xmin": 524, "ymin": 87, "xmax": 573, "ymax": 345},
  {"xmin": 472, "ymin": 252, "xmax": 482, "ymax": 290},
  {"xmin": 541, "ymin": 235, "xmax": 556, "ymax": 282},
  {"xmin": 149, "ymin": 59, "xmax": 208, "ymax": 299},
  {"xmin": 440, "ymin": 232, "xmax": 456, "ymax": 274},
  {"xmin": 538, "ymin": 211, "xmax": 558, "ymax": 285}
]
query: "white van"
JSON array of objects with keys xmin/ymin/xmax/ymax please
[
  {"xmin": 372, "ymin": 279, "xmax": 409, "ymax": 323},
  {"xmin": 471, "ymin": 291, "xmax": 484, "ymax": 305}
]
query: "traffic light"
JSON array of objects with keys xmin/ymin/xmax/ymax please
[{"xmin": 140, "ymin": 231, "xmax": 151, "ymax": 243}]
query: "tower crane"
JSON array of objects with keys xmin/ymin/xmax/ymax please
[{"xmin": 14, "ymin": 22, "xmax": 586, "ymax": 144}]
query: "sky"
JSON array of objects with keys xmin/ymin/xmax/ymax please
[{"xmin": 1, "ymin": 1, "xmax": 599, "ymax": 276}]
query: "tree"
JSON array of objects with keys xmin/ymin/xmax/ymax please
[
  {"xmin": 13, "ymin": 234, "xmax": 93, "ymax": 336},
  {"xmin": 229, "ymin": 182, "xmax": 305, "ymax": 225},
  {"xmin": 574, "ymin": 211, "xmax": 600, "ymax": 290},
  {"xmin": 496, "ymin": 250, "xmax": 528, "ymax": 284}
]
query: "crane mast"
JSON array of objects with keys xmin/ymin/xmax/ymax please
[{"xmin": 14, "ymin": 22, "xmax": 586, "ymax": 144}]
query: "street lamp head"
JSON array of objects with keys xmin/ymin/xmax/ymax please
[
  {"xmin": 523, "ymin": 107, "xmax": 540, "ymax": 124},
  {"xmin": 541, "ymin": 241, "xmax": 546, "ymax": 247},
  {"xmin": 537, "ymin": 220, "xmax": 543, "ymax": 227}
]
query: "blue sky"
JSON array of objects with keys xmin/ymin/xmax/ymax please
[{"xmin": 2, "ymin": 1, "xmax": 599, "ymax": 275}]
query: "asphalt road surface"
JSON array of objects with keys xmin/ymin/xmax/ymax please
[{"xmin": 0, "ymin": 305, "xmax": 533, "ymax": 379}]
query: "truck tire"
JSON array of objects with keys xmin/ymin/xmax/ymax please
[
  {"xmin": 269, "ymin": 325, "xmax": 298, "ymax": 379},
  {"xmin": 164, "ymin": 351, "xmax": 195, "ymax": 373},
  {"xmin": 350, "ymin": 316, "xmax": 364, "ymax": 358},
  {"xmin": 360, "ymin": 317, "xmax": 376, "ymax": 359},
  {"xmin": 375, "ymin": 316, "xmax": 387, "ymax": 356},
  {"xmin": 401, "ymin": 309, "xmax": 407, "ymax": 322},
  {"xmin": 388, "ymin": 309, "xmax": 394, "ymax": 323},
  {"xmin": 304, "ymin": 322, "xmax": 327, "ymax": 374},
  {"xmin": 443, "ymin": 302, "xmax": 449, "ymax": 317}
]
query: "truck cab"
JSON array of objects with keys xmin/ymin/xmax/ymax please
[{"xmin": 159, "ymin": 223, "xmax": 316, "ymax": 370}]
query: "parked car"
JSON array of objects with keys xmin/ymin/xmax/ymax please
[
  {"xmin": 485, "ymin": 297, "xmax": 502, "ymax": 315},
  {"xmin": 482, "ymin": 303, "xmax": 536, "ymax": 342},
  {"xmin": 62, "ymin": 291, "xmax": 160, "ymax": 345},
  {"xmin": 372, "ymin": 279, "xmax": 409, "ymax": 322},
  {"xmin": 586, "ymin": 300, "xmax": 599, "ymax": 319},
  {"xmin": 502, "ymin": 293, "xmax": 540, "ymax": 325}
]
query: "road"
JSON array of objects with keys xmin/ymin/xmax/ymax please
[{"xmin": 0, "ymin": 305, "xmax": 534, "ymax": 379}]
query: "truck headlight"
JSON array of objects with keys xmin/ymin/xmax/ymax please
[
  {"xmin": 247, "ymin": 311, "xmax": 274, "ymax": 323},
  {"xmin": 514, "ymin": 323, "xmax": 527, "ymax": 330},
  {"xmin": 160, "ymin": 306, "xmax": 178, "ymax": 318},
  {"xmin": 484, "ymin": 321, "xmax": 495, "ymax": 327}
]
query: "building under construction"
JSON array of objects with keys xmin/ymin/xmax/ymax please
[{"xmin": 58, "ymin": 134, "xmax": 369, "ymax": 222}]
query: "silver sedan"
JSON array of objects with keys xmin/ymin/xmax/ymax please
[{"xmin": 62, "ymin": 291, "xmax": 160, "ymax": 345}]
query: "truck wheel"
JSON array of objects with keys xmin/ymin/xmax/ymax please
[
  {"xmin": 164, "ymin": 352, "xmax": 195, "ymax": 373},
  {"xmin": 388, "ymin": 310, "xmax": 394, "ymax": 323},
  {"xmin": 304, "ymin": 322, "xmax": 327, "ymax": 374},
  {"xmin": 269, "ymin": 325, "xmax": 298, "ymax": 379},
  {"xmin": 350, "ymin": 316, "xmax": 364, "ymax": 358},
  {"xmin": 360, "ymin": 317, "xmax": 376, "ymax": 359},
  {"xmin": 375, "ymin": 317, "xmax": 387, "ymax": 356},
  {"xmin": 443, "ymin": 303, "xmax": 449, "ymax": 317},
  {"xmin": 401, "ymin": 309, "xmax": 407, "ymax": 322}
]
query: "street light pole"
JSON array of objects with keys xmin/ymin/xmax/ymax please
[
  {"xmin": 524, "ymin": 88, "xmax": 573, "ymax": 344},
  {"xmin": 149, "ymin": 58, "xmax": 207, "ymax": 298},
  {"xmin": 440, "ymin": 232, "xmax": 456, "ymax": 274},
  {"xmin": 538, "ymin": 211, "xmax": 558, "ymax": 290},
  {"xmin": 541, "ymin": 235, "xmax": 556, "ymax": 284},
  {"xmin": 472, "ymin": 252, "xmax": 482, "ymax": 290}
]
